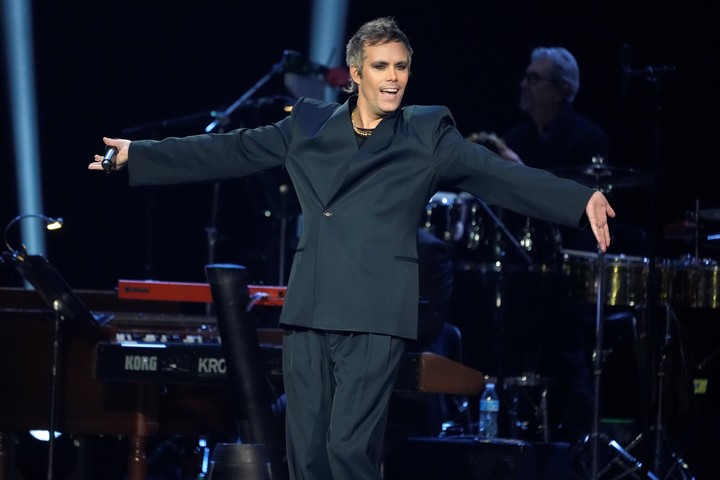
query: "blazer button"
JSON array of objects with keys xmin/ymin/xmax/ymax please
[{"xmin": 322, "ymin": 210, "xmax": 333, "ymax": 218}]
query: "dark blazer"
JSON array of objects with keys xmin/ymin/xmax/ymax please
[{"xmin": 129, "ymin": 96, "xmax": 594, "ymax": 340}]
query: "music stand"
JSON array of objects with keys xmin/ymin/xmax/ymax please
[
  {"xmin": 2, "ymin": 253, "xmax": 114, "ymax": 326},
  {"xmin": 1, "ymin": 252, "xmax": 113, "ymax": 480}
]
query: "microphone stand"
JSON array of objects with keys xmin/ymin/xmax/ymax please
[
  {"xmin": 204, "ymin": 54, "xmax": 286, "ymax": 134},
  {"xmin": 46, "ymin": 303, "xmax": 61, "ymax": 480},
  {"xmin": 202, "ymin": 52, "xmax": 288, "ymax": 291}
]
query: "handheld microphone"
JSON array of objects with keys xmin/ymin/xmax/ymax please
[{"xmin": 101, "ymin": 146, "xmax": 118, "ymax": 173}]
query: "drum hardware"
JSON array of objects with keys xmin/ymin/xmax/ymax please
[
  {"xmin": 646, "ymin": 303, "xmax": 697, "ymax": 480},
  {"xmin": 423, "ymin": 192, "xmax": 537, "ymax": 267},
  {"xmin": 518, "ymin": 217, "xmax": 537, "ymax": 253},
  {"xmin": 552, "ymin": 156, "xmax": 652, "ymax": 194},
  {"xmin": 560, "ymin": 249, "xmax": 674, "ymax": 308},
  {"xmin": 465, "ymin": 201, "xmax": 483, "ymax": 251},
  {"xmin": 503, "ymin": 374, "xmax": 554, "ymax": 442},
  {"xmin": 571, "ymin": 250, "xmax": 664, "ymax": 480},
  {"xmin": 597, "ymin": 45, "xmax": 695, "ymax": 479},
  {"xmin": 671, "ymin": 256, "xmax": 719, "ymax": 309},
  {"xmin": 423, "ymin": 192, "xmax": 465, "ymax": 243},
  {"xmin": 664, "ymin": 201, "xmax": 720, "ymax": 256},
  {"xmin": 563, "ymin": 249, "xmax": 699, "ymax": 478},
  {"xmin": 664, "ymin": 200, "xmax": 719, "ymax": 309},
  {"xmin": 473, "ymin": 198, "xmax": 533, "ymax": 265},
  {"xmin": 628, "ymin": 255, "xmax": 695, "ymax": 479}
]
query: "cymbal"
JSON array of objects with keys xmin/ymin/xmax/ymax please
[{"xmin": 552, "ymin": 164, "xmax": 652, "ymax": 190}]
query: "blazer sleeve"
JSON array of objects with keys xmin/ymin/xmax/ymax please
[
  {"xmin": 128, "ymin": 118, "xmax": 293, "ymax": 187},
  {"xmin": 427, "ymin": 109, "xmax": 594, "ymax": 229}
]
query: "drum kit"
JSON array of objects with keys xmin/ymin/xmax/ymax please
[
  {"xmin": 426, "ymin": 158, "xmax": 717, "ymax": 479},
  {"xmin": 422, "ymin": 190, "xmax": 562, "ymax": 269},
  {"xmin": 423, "ymin": 158, "xmax": 718, "ymax": 310}
]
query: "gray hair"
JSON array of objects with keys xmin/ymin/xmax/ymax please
[
  {"xmin": 531, "ymin": 47, "xmax": 580, "ymax": 103},
  {"xmin": 344, "ymin": 16, "xmax": 413, "ymax": 93}
]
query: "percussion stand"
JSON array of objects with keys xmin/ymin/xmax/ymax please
[
  {"xmin": 572, "ymin": 250, "xmax": 655, "ymax": 480},
  {"xmin": 647, "ymin": 302, "xmax": 696, "ymax": 480}
]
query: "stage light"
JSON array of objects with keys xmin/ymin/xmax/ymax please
[
  {"xmin": 28, "ymin": 430, "xmax": 61, "ymax": 442},
  {"xmin": 3, "ymin": 214, "xmax": 64, "ymax": 254}
]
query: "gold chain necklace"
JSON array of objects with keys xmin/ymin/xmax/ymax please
[{"xmin": 352, "ymin": 108, "xmax": 374, "ymax": 137}]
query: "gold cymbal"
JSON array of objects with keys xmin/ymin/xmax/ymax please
[{"xmin": 553, "ymin": 164, "xmax": 652, "ymax": 190}]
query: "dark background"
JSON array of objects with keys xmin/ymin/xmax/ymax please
[
  {"xmin": 2, "ymin": 0, "xmax": 718, "ymax": 289},
  {"xmin": 1, "ymin": 1, "xmax": 719, "ymax": 477}
]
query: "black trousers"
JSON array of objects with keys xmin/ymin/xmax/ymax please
[{"xmin": 282, "ymin": 328, "xmax": 405, "ymax": 480}]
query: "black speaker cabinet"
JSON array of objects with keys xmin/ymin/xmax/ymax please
[{"xmin": 383, "ymin": 436, "xmax": 571, "ymax": 480}]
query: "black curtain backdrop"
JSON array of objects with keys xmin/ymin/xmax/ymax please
[{"xmin": 1, "ymin": 0, "xmax": 718, "ymax": 287}]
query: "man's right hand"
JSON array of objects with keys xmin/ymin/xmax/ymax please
[{"xmin": 88, "ymin": 137, "xmax": 131, "ymax": 172}]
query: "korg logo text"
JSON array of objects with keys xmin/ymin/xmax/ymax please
[
  {"xmin": 198, "ymin": 357, "xmax": 226, "ymax": 374},
  {"xmin": 124, "ymin": 355, "xmax": 158, "ymax": 371}
]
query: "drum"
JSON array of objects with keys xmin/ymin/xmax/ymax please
[
  {"xmin": 422, "ymin": 192, "xmax": 502, "ymax": 267},
  {"xmin": 423, "ymin": 192, "xmax": 562, "ymax": 268},
  {"xmin": 421, "ymin": 191, "xmax": 466, "ymax": 243},
  {"xmin": 561, "ymin": 249, "xmax": 671, "ymax": 307},
  {"xmin": 672, "ymin": 257, "xmax": 720, "ymax": 309},
  {"xmin": 499, "ymin": 209, "xmax": 562, "ymax": 266}
]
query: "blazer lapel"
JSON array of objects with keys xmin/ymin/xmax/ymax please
[
  {"xmin": 325, "ymin": 108, "xmax": 401, "ymax": 205},
  {"xmin": 323, "ymin": 98, "xmax": 361, "ymax": 203}
]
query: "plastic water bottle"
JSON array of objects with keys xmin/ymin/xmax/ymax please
[{"xmin": 478, "ymin": 382, "xmax": 500, "ymax": 439}]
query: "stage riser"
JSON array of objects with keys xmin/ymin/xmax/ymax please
[{"xmin": 383, "ymin": 436, "xmax": 571, "ymax": 480}]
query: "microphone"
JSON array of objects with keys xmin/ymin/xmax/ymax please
[
  {"xmin": 101, "ymin": 146, "xmax": 118, "ymax": 173},
  {"xmin": 282, "ymin": 50, "xmax": 348, "ymax": 88}
]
